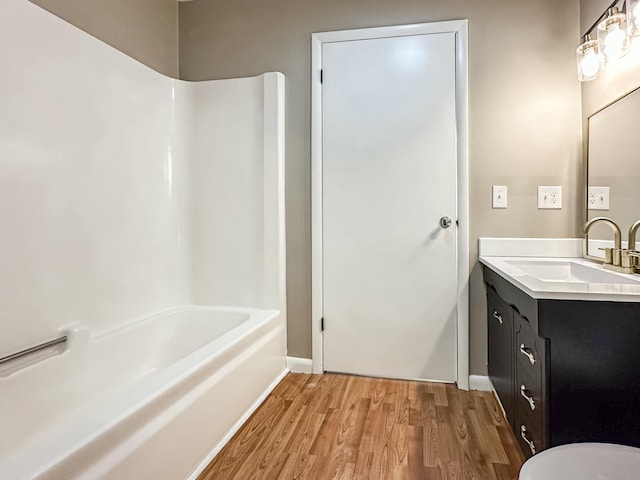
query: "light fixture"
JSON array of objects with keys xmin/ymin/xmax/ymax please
[
  {"xmin": 576, "ymin": 34, "xmax": 603, "ymax": 81},
  {"xmin": 597, "ymin": 7, "xmax": 630, "ymax": 61},
  {"xmin": 577, "ymin": 2, "xmax": 638, "ymax": 81},
  {"xmin": 627, "ymin": 0, "xmax": 640, "ymax": 36}
]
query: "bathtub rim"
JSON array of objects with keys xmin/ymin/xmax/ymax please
[{"xmin": 88, "ymin": 304, "xmax": 265, "ymax": 340}]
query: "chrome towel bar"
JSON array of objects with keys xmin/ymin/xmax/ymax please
[{"xmin": 0, "ymin": 336, "xmax": 67, "ymax": 366}]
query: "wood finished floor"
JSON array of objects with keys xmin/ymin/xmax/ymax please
[{"xmin": 198, "ymin": 373, "xmax": 525, "ymax": 480}]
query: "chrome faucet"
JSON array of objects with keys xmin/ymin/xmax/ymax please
[{"xmin": 583, "ymin": 217, "xmax": 622, "ymax": 265}]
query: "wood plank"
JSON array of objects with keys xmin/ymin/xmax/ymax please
[{"xmin": 198, "ymin": 374, "xmax": 525, "ymax": 480}]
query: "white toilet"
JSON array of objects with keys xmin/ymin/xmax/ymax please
[{"xmin": 519, "ymin": 443, "xmax": 640, "ymax": 480}]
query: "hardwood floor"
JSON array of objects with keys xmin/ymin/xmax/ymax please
[{"xmin": 198, "ymin": 373, "xmax": 525, "ymax": 480}]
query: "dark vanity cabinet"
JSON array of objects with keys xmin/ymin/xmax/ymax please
[{"xmin": 484, "ymin": 266, "xmax": 640, "ymax": 458}]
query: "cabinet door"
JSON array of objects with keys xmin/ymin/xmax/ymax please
[{"xmin": 487, "ymin": 287, "xmax": 514, "ymax": 428}]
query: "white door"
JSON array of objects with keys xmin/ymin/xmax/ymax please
[{"xmin": 322, "ymin": 32, "xmax": 458, "ymax": 382}]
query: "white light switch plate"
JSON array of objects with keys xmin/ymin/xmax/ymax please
[
  {"xmin": 538, "ymin": 186, "xmax": 562, "ymax": 209},
  {"xmin": 588, "ymin": 186, "xmax": 610, "ymax": 210},
  {"xmin": 492, "ymin": 186, "xmax": 507, "ymax": 209}
]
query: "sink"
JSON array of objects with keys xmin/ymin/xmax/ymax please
[{"xmin": 503, "ymin": 259, "xmax": 640, "ymax": 285}]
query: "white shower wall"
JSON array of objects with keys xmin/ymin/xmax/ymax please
[
  {"xmin": 0, "ymin": 0, "xmax": 285, "ymax": 355},
  {"xmin": 189, "ymin": 78, "xmax": 280, "ymax": 310}
]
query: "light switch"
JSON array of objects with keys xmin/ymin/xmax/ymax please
[{"xmin": 492, "ymin": 186, "xmax": 507, "ymax": 209}]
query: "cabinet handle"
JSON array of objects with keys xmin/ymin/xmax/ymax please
[
  {"xmin": 492, "ymin": 311, "xmax": 503, "ymax": 325},
  {"xmin": 519, "ymin": 343, "xmax": 536, "ymax": 365},
  {"xmin": 520, "ymin": 384, "xmax": 536, "ymax": 411},
  {"xmin": 520, "ymin": 425, "xmax": 536, "ymax": 455}
]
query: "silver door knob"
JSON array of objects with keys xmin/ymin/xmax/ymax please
[{"xmin": 440, "ymin": 217, "xmax": 452, "ymax": 228}]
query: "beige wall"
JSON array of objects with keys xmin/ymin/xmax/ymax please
[
  {"xmin": 29, "ymin": 0, "xmax": 179, "ymax": 77},
  {"xmin": 179, "ymin": 0, "xmax": 583, "ymax": 373}
]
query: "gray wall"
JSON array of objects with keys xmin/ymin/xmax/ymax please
[
  {"xmin": 179, "ymin": 0, "xmax": 583, "ymax": 373},
  {"xmin": 29, "ymin": 0, "xmax": 179, "ymax": 77}
]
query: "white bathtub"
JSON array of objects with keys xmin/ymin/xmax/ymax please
[{"xmin": 0, "ymin": 306, "xmax": 286, "ymax": 479}]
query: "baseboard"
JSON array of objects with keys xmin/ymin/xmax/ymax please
[
  {"xmin": 286, "ymin": 356, "xmax": 313, "ymax": 373},
  {"xmin": 469, "ymin": 375, "xmax": 494, "ymax": 392},
  {"xmin": 187, "ymin": 368, "xmax": 288, "ymax": 480}
]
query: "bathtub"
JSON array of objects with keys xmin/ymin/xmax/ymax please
[{"xmin": 0, "ymin": 306, "xmax": 287, "ymax": 479}]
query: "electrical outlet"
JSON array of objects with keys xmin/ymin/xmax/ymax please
[
  {"xmin": 492, "ymin": 186, "xmax": 507, "ymax": 209},
  {"xmin": 588, "ymin": 186, "xmax": 610, "ymax": 210},
  {"xmin": 538, "ymin": 186, "xmax": 563, "ymax": 209}
]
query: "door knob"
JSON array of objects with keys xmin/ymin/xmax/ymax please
[{"xmin": 440, "ymin": 217, "xmax": 452, "ymax": 228}]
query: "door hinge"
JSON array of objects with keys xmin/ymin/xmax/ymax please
[
  {"xmin": 321, "ymin": 317, "xmax": 324, "ymax": 331},
  {"xmin": 320, "ymin": 69, "xmax": 323, "ymax": 83}
]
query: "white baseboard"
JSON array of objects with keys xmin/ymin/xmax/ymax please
[
  {"xmin": 286, "ymin": 356, "xmax": 313, "ymax": 373},
  {"xmin": 469, "ymin": 375, "xmax": 494, "ymax": 392},
  {"xmin": 187, "ymin": 368, "xmax": 288, "ymax": 480}
]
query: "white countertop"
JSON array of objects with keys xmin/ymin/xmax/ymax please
[{"xmin": 479, "ymin": 238, "xmax": 640, "ymax": 302}]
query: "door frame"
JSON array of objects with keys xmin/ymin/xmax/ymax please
[{"xmin": 311, "ymin": 20, "xmax": 469, "ymax": 389}]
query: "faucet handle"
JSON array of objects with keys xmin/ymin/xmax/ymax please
[
  {"xmin": 620, "ymin": 249, "xmax": 635, "ymax": 269},
  {"xmin": 598, "ymin": 247, "xmax": 614, "ymax": 264}
]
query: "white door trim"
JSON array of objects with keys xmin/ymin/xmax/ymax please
[{"xmin": 311, "ymin": 20, "xmax": 469, "ymax": 390}]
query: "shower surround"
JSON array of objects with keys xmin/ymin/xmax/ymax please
[{"xmin": 0, "ymin": 1, "xmax": 286, "ymax": 478}]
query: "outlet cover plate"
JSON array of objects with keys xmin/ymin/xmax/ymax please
[
  {"xmin": 588, "ymin": 186, "xmax": 610, "ymax": 210},
  {"xmin": 492, "ymin": 185, "xmax": 507, "ymax": 209},
  {"xmin": 538, "ymin": 186, "xmax": 562, "ymax": 209}
]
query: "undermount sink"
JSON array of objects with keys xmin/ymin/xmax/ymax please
[{"xmin": 503, "ymin": 259, "xmax": 640, "ymax": 285}]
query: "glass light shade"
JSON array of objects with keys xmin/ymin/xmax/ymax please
[
  {"xmin": 627, "ymin": 0, "xmax": 640, "ymax": 36},
  {"xmin": 576, "ymin": 35, "xmax": 602, "ymax": 81},
  {"xmin": 597, "ymin": 7, "xmax": 630, "ymax": 60}
]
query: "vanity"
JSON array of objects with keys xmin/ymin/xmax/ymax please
[{"xmin": 481, "ymin": 240, "xmax": 640, "ymax": 459}]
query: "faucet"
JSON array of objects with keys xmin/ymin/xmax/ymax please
[
  {"xmin": 582, "ymin": 217, "xmax": 622, "ymax": 266},
  {"xmin": 628, "ymin": 220, "xmax": 640, "ymax": 272},
  {"xmin": 628, "ymin": 220, "xmax": 640, "ymax": 253}
]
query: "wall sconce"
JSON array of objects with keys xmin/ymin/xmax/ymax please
[{"xmin": 577, "ymin": 1, "xmax": 636, "ymax": 81}]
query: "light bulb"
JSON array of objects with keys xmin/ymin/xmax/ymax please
[
  {"xmin": 580, "ymin": 48, "xmax": 600, "ymax": 77},
  {"xmin": 576, "ymin": 34, "xmax": 602, "ymax": 81},
  {"xmin": 604, "ymin": 23, "xmax": 626, "ymax": 57},
  {"xmin": 597, "ymin": 7, "xmax": 629, "ymax": 60}
]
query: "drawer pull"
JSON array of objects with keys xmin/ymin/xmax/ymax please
[
  {"xmin": 492, "ymin": 311, "xmax": 503, "ymax": 325},
  {"xmin": 520, "ymin": 384, "xmax": 536, "ymax": 411},
  {"xmin": 519, "ymin": 343, "xmax": 536, "ymax": 365},
  {"xmin": 520, "ymin": 425, "xmax": 536, "ymax": 455}
]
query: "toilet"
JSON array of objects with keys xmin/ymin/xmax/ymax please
[{"xmin": 519, "ymin": 443, "xmax": 640, "ymax": 480}]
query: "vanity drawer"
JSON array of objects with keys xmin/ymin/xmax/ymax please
[
  {"xmin": 516, "ymin": 367, "xmax": 544, "ymax": 439},
  {"xmin": 515, "ymin": 313, "xmax": 546, "ymax": 387},
  {"xmin": 517, "ymin": 413, "xmax": 543, "ymax": 459},
  {"xmin": 483, "ymin": 266, "xmax": 538, "ymax": 330}
]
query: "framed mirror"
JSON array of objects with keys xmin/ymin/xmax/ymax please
[{"xmin": 585, "ymin": 85, "xmax": 640, "ymax": 258}]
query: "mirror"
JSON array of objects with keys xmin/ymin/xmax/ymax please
[{"xmin": 585, "ymin": 85, "xmax": 640, "ymax": 257}]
